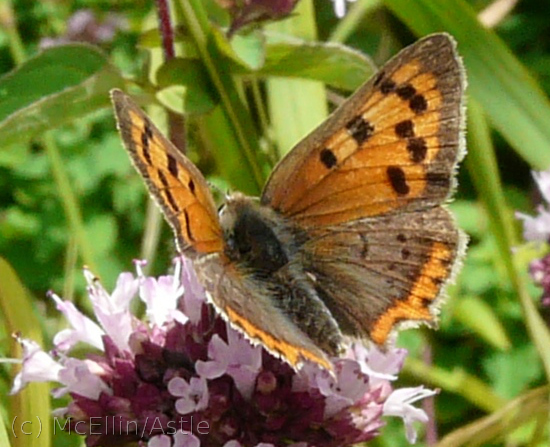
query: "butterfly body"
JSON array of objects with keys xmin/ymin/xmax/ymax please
[
  {"xmin": 206, "ymin": 194, "xmax": 345, "ymax": 358},
  {"xmin": 218, "ymin": 193, "xmax": 302, "ymax": 278},
  {"xmin": 112, "ymin": 33, "xmax": 467, "ymax": 371}
]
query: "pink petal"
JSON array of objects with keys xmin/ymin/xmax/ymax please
[
  {"xmin": 50, "ymin": 292, "xmax": 104, "ymax": 351},
  {"xmin": 10, "ymin": 339, "xmax": 62, "ymax": 394}
]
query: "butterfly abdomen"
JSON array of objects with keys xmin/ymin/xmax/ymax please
[{"xmin": 274, "ymin": 265, "xmax": 344, "ymax": 356}]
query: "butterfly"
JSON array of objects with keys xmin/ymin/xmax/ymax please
[{"xmin": 111, "ymin": 33, "xmax": 466, "ymax": 371}]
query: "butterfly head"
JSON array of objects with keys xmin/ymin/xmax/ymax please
[{"xmin": 219, "ymin": 194, "xmax": 298, "ymax": 277}]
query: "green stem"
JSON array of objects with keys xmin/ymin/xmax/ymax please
[
  {"xmin": 467, "ymin": 98, "xmax": 550, "ymax": 425},
  {"xmin": 0, "ymin": 0, "xmax": 26, "ymax": 65},
  {"xmin": 43, "ymin": 133, "xmax": 97, "ymax": 274},
  {"xmin": 404, "ymin": 357, "xmax": 507, "ymax": 413},
  {"xmin": 329, "ymin": 0, "xmax": 382, "ymax": 44},
  {"xmin": 179, "ymin": 0, "xmax": 264, "ymax": 192}
]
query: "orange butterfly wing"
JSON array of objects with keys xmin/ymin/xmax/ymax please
[
  {"xmin": 111, "ymin": 90, "xmax": 223, "ymax": 255},
  {"xmin": 112, "ymin": 33, "xmax": 466, "ymax": 365},
  {"xmin": 112, "ymin": 90, "xmax": 331, "ymax": 370},
  {"xmin": 262, "ymin": 33, "xmax": 465, "ymax": 227},
  {"xmin": 262, "ymin": 33, "xmax": 466, "ymax": 345},
  {"xmin": 300, "ymin": 207, "xmax": 466, "ymax": 345}
]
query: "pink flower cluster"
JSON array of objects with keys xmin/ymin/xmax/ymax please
[
  {"xmin": 517, "ymin": 170, "xmax": 550, "ymax": 306},
  {"xmin": 12, "ymin": 258, "xmax": 434, "ymax": 446}
]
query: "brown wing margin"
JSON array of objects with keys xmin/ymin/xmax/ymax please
[{"xmin": 111, "ymin": 90, "xmax": 223, "ymax": 255}]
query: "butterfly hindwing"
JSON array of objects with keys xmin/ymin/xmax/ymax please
[
  {"xmin": 300, "ymin": 207, "xmax": 465, "ymax": 344},
  {"xmin": 111, "ymin": 90, "xmax": 223, "ymax": 255},
  {"xmin": 262, "ymin": 33, "xmax": 465, "ymax": 228},
  {"xmin": 194, "ymin": 254, "xmax": 333, "ymax": 370}
]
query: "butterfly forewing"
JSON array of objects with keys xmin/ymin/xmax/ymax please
[
  {"xmin": 111, "ymin": 90, "xmax": 223, "ymax": 255},
  {"xmin": 262, "ymin": 34, "xmax": 465, "ymax": 228},
  {"xmin": 112, "ymin": 89, "xmax": 335, "ymax": 371}
]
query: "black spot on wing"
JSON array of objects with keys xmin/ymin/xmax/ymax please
[
  {"xmin": 407, "ymin": 137, "xmax": 428, "ymax": 163},
  {"xmin": 141, "ymin": 121, "xmax": 154, "ymax": 165},
  {"xmin": 395, "ymin": 120, "xmax": 415, "ymax": 138},
  {"xmin": 396, "ymin": 84, "xmax": 416, "ymax": 100},
  {"xmin": 380, "ymin": 79, "xmax": 396, "ymax": 94},
  {"xmin": 167, "ymin": 153, "xmax": 178, "ymax": 177},
  {"xmin": 410, "ymin": 94, "xmax": 428, "ymax": 114},
  {"xmin": 387, "ymin": 166, "xmax": 410, "ymax": 196},
  {"xmin": 320, "ymin": 148, "xmax": 338, "ymax": 169},
  {"xmin": 345, "ymin": 116, "xmax": 374, "ymax": 145}
]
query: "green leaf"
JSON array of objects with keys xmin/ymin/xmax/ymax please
[
  {"xmin": 0, "ymin": 44, "xmax": 124, "ymax": 147},
  {"xmin": 217, "ymin": 26, "xmax": 375, "ymax": 92},
  {"xmin": 259, "ymin": 34, "xmax": 375, "ymax": 91},
  {"xmin": 156, "ymin": 58, "xmax": 219, "ymax": 114},
  {"xmin": 383, "ymin": 0, "xmax": 550, "ymax": 170},
  {"xmin": 220, "ymin": 30, "xmax": 375, "ymax": 92},
  {"xmin": 484, "ymin": 345, "xmax": 542, "ymax": 398},
  {"xmin": 0, "ymin": 257, "xmax": 51, "ymax": 447},
  {"xmin": 453, "ymin": 295, "xmax": 511, "ymax": 350},
  {"xmin": 264, "ymin": 0, "xmax": 330, "ymax": 156},
  {"xmin": 214, "ymin": 28, "xmax": 266, "ymax": 71}
]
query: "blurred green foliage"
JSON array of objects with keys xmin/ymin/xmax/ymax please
[{"xmin": 1, "ymin": 0, "xmax": 550, "ymax": 446}]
